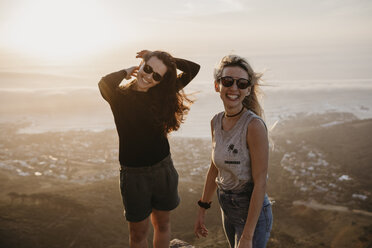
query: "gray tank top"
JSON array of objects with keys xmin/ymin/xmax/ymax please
[{"xmin": 212, "ymin": 110, "xmax": 266, "ymax": 191}]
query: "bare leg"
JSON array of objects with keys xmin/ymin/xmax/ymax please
[
  {"xmin": 129, "ymin": 217, "xmax": 150, "ymax": 248},
  {"xmin": 151, "ymin": 209, "xmax": 171, "ymax": 248}
]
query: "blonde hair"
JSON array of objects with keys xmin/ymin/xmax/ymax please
[{"xmin": 214, "ymin": 55, "xmax": 264, "ymax": 118}]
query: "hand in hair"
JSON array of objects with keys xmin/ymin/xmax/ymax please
[
  {"xmin": 136, "ymin": 50, "xmax": 152, "ymax": 59},
  {"xmin": 125, "ymin": 66, "xmax": 139, "ymax": 80}
]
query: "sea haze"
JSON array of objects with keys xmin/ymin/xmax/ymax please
[{"xmin": 0, "ymin": 74, "xmax": 371, "ymax": 137}]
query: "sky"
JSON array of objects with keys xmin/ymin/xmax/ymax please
[
  {"xmin": 0, "ymin": 0, "xmax": 372, "ymax": 83},
  {"xmin": 0, "ymin": 0, "xmax": 372, "ymax": 135}
]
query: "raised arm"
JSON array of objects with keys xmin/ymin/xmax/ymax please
[
  {"xmin": 98, "ymin": 66, "xmax": 138, "ymax": 104},
  {"xmin": 175, "ymin": 58, "xmax": 200, "ymax": 90},
  {"xmin": 135, "ymin": 50, "xmax": 200, "ymax": 90}
]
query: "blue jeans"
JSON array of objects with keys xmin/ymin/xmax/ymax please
[{"xmin": 217, "ymin": 186, "xmax": 273, "ymax": 248}]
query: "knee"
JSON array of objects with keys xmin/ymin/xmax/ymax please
[
  {"xmin": 130, "ymin": 229, "xmax": 147, "ymax": 244},
  {"xmin": 153, "ymin": 221, "xmax": 170, "ymax": 233}
]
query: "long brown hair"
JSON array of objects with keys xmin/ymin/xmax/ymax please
[
  {"xmin": 214, "ymin": 55, "xmax": 264, "ymax": 117},
  {"xmin": 144, "ymin": 51, "xmax": 193, "ymax": 134}
]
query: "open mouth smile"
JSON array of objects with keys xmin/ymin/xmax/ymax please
[
  {"xmin": 226, "ymin": 94, "xmax": 239, "ymax": 100},
  {"xmin": 142, "ymin": 77, "xmax": 151, "ymax": 85}
]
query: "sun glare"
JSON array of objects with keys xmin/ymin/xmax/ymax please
[{"xmin": 6, "ymin": 0, "xmax": 127, "ymax": 61}]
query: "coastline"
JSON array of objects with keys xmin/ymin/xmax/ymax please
[{"xmin": 0, "ymin": 111, "xmax": 371, "ymax": 247}]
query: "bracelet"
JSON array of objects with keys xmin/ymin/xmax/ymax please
[{"xmin": 198, "ymin": 200, "xmax": 212, "ymax": 209}]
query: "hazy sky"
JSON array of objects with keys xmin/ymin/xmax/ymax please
[
  {"xmin": 0, "ymin": 0, "xmax": 371, "ymax": 81},
  {"xmin": 0, "ymin": 0, "xmax": 372, "ymax": 134}
]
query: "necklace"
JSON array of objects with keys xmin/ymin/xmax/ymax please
[{"xmin": 225, "ymin": 106, "xmax": 244, "ymax": 118}]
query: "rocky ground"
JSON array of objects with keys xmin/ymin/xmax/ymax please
[{"xmin": 0, "ymin": 112, "xmax": 371, "ymax": 247}]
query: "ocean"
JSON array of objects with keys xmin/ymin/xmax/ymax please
[{"xmin": 1, "ymin": 77, "xmax": 371, "ymax": 137}]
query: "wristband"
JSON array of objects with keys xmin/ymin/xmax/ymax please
[{"xmin": 198, "ymin": 200, "xmax": 212, "ymax": 209}]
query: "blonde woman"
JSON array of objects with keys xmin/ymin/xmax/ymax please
[{"xmin": 194, "ymin": 55, "xmax": 272, "ymax": 248}]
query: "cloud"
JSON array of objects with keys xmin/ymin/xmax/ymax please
[
  {"xmin": 179, "ymin": 0, "xmax": 245, "ymax": 15},
  {"xmin": 0, "ymin": 87, "xmax": 97, "ymax": 94}
]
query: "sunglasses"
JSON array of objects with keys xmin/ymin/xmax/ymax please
[
  {"xmin": 219, "ymin": 76, "xmax": 252, "ymax": 89},
  {"xmin": 143, "ymin": 64, "xmax": 163, "ymax": 82}
]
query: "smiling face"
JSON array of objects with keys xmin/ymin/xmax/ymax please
[
  {"xmin": 215, "ymin": 66, "xmax": 251, "ymax": 112},
  {"xmin": 136, "ymin": 56, "xmax": 167, "ymax": 92}
]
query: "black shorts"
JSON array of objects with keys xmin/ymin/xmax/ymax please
[{"xmin": 119, "ymin": 154, "xmax": 180, "ymax": 222}]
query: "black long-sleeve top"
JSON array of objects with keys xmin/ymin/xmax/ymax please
[{"xmin": 99, "ymin": 58, "xmax": 200, "ymax": 167}]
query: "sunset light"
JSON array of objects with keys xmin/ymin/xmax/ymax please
[
  {"xmin": 0, "ymin": 0, "xmax": 372, "ymax": 247},
  {"xmin": 3, "ymin": 0, "xmax": 126, "ymax": 60}
]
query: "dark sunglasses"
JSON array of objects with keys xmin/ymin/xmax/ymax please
[
  {"xmin": 219, "ymin": 76, "xmax": 251, "ymax": 89},
  {"xmin": 143, "ymin": 64, "xmax": 163, "ymax": 82}
]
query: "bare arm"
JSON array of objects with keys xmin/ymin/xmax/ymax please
[
  {"xmin": 194, "ymin": 120, "xmax": 218, "ymax": 238},
  {"xmin": 200, "ymin": 161, "xmax": 218, "ymax": 203},
  {"xmin": 239, "ymin": 118, "xmax": 269, "ymax": 247}
]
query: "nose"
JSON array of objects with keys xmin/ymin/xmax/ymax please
[
  {"xmin": 143, "ymin": 72, "xmax": 153, "ymax": 81},
  {"xmin": 230, "ymin": 81, "xmax": 239, "ymax": 90},
  {"xmin": 146, "ymin": 76, "xmax": 153, "ymax": 82}
]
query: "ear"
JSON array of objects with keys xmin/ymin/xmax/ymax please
[
  {"xmin": 246, "ymin": 87, "xmax": 251, "ymax": 96},
  {"xmin": 214, "ymin": 81, "xmax": 220, "ymax": 92}
]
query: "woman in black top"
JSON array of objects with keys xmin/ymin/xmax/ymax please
[{"xmin": 99, "ymin": 50, "xmax": 200, "ymax": 248}]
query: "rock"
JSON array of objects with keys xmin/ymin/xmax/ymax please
[{"xmin": 169, "ymin": 239, "xmax": 194, "ymax": 248}]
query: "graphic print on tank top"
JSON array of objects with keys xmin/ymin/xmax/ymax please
[
  {"xmin": 225, "ymin": 143, "xmax": 241, "ymax": 165},
  {"xmin": 212, "ymin": 110, "xmax": 265, "ymax": 190},
  {"xmin": 222, "ymin": 136, "xmax": 245, "ymax": 179}
]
